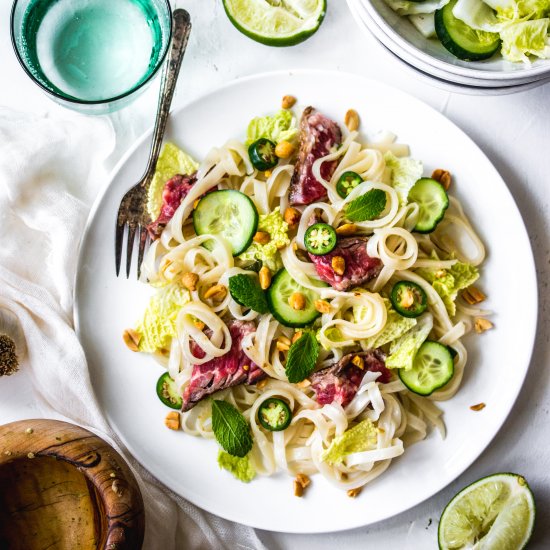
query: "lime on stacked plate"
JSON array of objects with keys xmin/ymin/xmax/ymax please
[
  {"xmin": 222, "ymin": 0, "xmax": 326, "ymax": 46},
  {"xmin": 439, "ymin": 473, "xmax": 536, "ymax": 549}
]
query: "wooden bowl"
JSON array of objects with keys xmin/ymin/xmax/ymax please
[{"xmin": 0, "ymin": 419, "xmax": 144, "ymax": 550}]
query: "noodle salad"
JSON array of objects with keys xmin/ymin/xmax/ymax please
[{"xmin": 124, "ymin": 101, "xmax": 491, "ymax": 495}]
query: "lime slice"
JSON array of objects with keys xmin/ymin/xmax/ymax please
[
  {"xmin": 439, "ymin": 473, "xmax": 535, "ymax": 550},
  {"xmin": 222, "ymin": 0, "xmax": 326, "ymax": 46}
]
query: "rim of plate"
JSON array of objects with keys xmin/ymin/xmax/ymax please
[
  {"xmin": 74, "ymin": 69, "xmax": 538, "ymax": 533},
  {"xmin": 347, "ymin": 0, "xmax": 550, "ymax": 93},
  {"xmin": 354, "ymin": 0, "xmax": 550, "ymax": 83}
]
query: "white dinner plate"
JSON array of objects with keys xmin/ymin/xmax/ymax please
[{"xmin": 75, "ymin": 70, "xmax": 537, "ymax": 533}]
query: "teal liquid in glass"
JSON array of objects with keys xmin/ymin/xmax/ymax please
[{"xmin": 21, "ymin": 0, "xmax": 164, "ymax": 101}]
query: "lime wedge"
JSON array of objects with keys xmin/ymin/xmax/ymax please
[
  {"xmin": 439, "ymin": 473, "xmax": 535, "ymax": 550},
  {"xmin": 222, "ymin": 0, "xmax": 326, "ymax": 46}
]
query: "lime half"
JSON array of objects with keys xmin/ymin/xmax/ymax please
[
  {"xmin": 439, "ymin": 473, "xmax": 535, "ymax": 550},
  {"xmin": 222, "ymin": 0, "xmax": 326, "ymax": 47}
]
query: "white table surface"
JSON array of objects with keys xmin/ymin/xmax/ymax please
[{"xmin": 1, "ymin": 1, "xmax": 549, "ymax": 548}]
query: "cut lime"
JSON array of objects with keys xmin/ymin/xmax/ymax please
[
  {"xmin": 222, "ymin": 0, "xmax": 326, "ymax": 47},
  {"xmin": 439, "ymin": 473, "xmax": 535, "ymax": 550}
]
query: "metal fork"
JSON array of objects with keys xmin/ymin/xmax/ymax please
[{"xmin": 115, "ymin": 9, "xmax": 192, "ymax": 278}]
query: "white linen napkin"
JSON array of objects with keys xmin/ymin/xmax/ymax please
[{"xmin": 0, "ymin": 107, "xmax": 266, "ymax": 550}]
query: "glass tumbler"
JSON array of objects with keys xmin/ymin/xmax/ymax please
[{"xmin": 11, "ymin": 0, "xmax": 172, "ymax": 114}]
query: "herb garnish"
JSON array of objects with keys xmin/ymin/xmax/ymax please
[
  {"xmin": 285, "ymin": 331, "xmax": 320, "ymax": 383},
  {"xmin": 228, "ymin": 274, "xmax": 269, "ymax": 314},
  {"xmin": 212, "ymin": 399, "xmax": 253, "ymax": 457},
  {"xmin": 345, "ymin": 189, "xmax": 387, "ymax": 222}
]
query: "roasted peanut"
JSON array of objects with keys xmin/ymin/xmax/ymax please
[
  {"xmin": 351, "ymin": 355, "xmax": 365, "ymax": 370},
  {"xmin": 259, "ymin": 266, "xmax": 272, "ymax": 290},
  {"xmin": 193, "ymin": 319, "xmax": 206, "ymax": 331},
  {"xmin": 264, "ymin": 170, "xmax": 272, "ymax": 178},
  {"xmin": 292, "ymin": 330, "xmax": 303, "ymax": 344},
  {"xmin": 432, "ymin": 168, "xmax": 452, "ymax": 190},
  {"xmin": 278, "ymin": 335, "xmax": 292, "ymax": 346},
  {"xmin": 204, "ymin": 284, "xmax": 227, "ymax": 301},
  {"xmin": 182, "ymin": 272, "xmax": 199, "ymax": 291},
  {"xmin": 276, "ymin": 336, "xmax": 291, "ymax": 352},
  {"xmin": 335, "ymin": 223, "xmax": 358, "ymax": 236},
  {"xmin": 253, "ymin": 231, "xmax": 271, "ymax": 245},
  {"xmin": 331, "ymin": 256, "xmax": 346, "ymax": 276},
  {"xmin": 314, "ymin": 299, "xmax": 331, "ymax": 314},
  {"xmin": 275, "ymin": 140, "xmax": 295, "ymax": 159},
  {"xmin": 122, "ymin": 329, "xmax": 141, "ymax": 352},
  {"xmin": 284, "ymin": 207, "xmax": 301, "ymax": 227},
  {"xmin": 193, "ymin": 199, "xmax": 200, "ymax": 209},
  {"xmin": 347, "ymin": 488, "xmax": 362, "ymax": 498},
  {"xmin": 474, "ymin": 318, "xmax": 493, "ymax": 333},
  {"xmin": 345, "ymin": 109, "xmax": 360, "ymax": 131},
  {"xmin": 256, "ymin": 378, "xmax": 268, "ymax": 390},
  {"xmin": 296, "ymin": 473, "xmax": 310, "ymax": 488},
  {"xmin": 462, "ymin": 286, "xmax": 486, "ymax": 305},
  {"xmin": 289, "ymin": 292, "xmax": 306, "ymax": 310},
  {"xmin": 164, "ymin": 411, "xmax": 180, "ymax": 431},
  {"xmin": 242, "ymin": 364, "xmax": 250, "ymax": 371},
  {"xmin": 294, "ymin": 473, "xmax": 311, "ymax": 495},
  {"xmin": 470, "ymin": 403, "xmax": 486, "ymax": 411},
  {"xmin": 281, "ymin": 95, "xmax": 297, "ymax": 109}
]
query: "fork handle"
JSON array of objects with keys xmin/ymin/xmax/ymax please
[{"xmin": 141, "ymin": 9, "xmax": 192, "ymax": 188}]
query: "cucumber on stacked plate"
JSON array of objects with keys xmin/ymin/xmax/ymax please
[{"xmin": 384, "ymin": 0, "xmax": 550, "ymax": 63}]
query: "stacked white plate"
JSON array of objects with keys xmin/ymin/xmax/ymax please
[{"xmin": 347, "ymin": 0, "xmax": 550, "ymax": 93}]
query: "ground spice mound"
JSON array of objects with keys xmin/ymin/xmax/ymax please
[{"xmin": 0, "ymin": 335, "xmax": 19, "ymax": 376}]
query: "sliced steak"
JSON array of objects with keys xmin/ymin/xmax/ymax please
[
  {"xmin": 310, "ymin": 350, "xmax": 390, "ymax": 407},
  {"xmin": 308, "ymin": 237, "xmax": 382, "ymax": 291},
  {"xmin": 289, "ymin": 107, "xmax": 342, "ymax": 206},
  {"xmin": 146, "ymin": 172, "xmax": 197, "ymax": 240},
  {"xmin": 182, "ymin": 320, "xmax": 266, "ymax": 411}
]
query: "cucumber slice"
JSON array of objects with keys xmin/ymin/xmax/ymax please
[
  {"xmin": 399, "ymin": 340, "xmax": 454, "ymax": 396},
  {"xmin": 222, "ymin": 0, "xmax": 326, "ymax": 47},
  {"xmin": 435, "ymin": 0, "xmax": 501, "ymax": 61},
  {"xmin": 408, "ymin": 177, "xmax": 449, "ymax": 233},
  {"xmin": 193, "ymin": 190, "xmax": 259, "ymax": 256},
  {"xmin": 266, "ymin": 269, "xmax": 321, "ymax": 327},
  {"xmin": 156, "ymin": 373, "xmax": 183, "ymax": 410},
  {"xmin": 439, "ymin": 473, "xmax": 535, "ymax": 550}
]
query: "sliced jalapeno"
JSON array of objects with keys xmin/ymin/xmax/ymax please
[
  {"xmin": 258, "ymin": 398, "xmax": 292, "ymax": 431},
  {"xmin": 304, "ymin": 223, "xmax": 337, "ymax": 255},
  {"xmin": 248, "ymin": 138, "xmax": 278, "ymax": 171},
  {"xmin": 336, "ymin": 171, "xmax": 363, "ymax": 198},
  {"xmin": 390, "ymin": 281, "xmax": 428, "ymax": 318},
  {"xmin": 156, "ymin": 372, "xmax": 183, "ymax": 410}
]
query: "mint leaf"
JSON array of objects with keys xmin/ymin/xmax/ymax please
[
  {"xmin": 229, "ymin": 274, "xmax": 269, "ymax": 314},
  {"xmin": 212, "ymin": 400, "xmax": 253, "ymax": 458},
  {"xmin": 285, "ymin": 331, "xmax": 320, "ymax": 383},
  {"xmin": 345, "ymin": 189, "xmax": 387, "ymax": 222}
]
